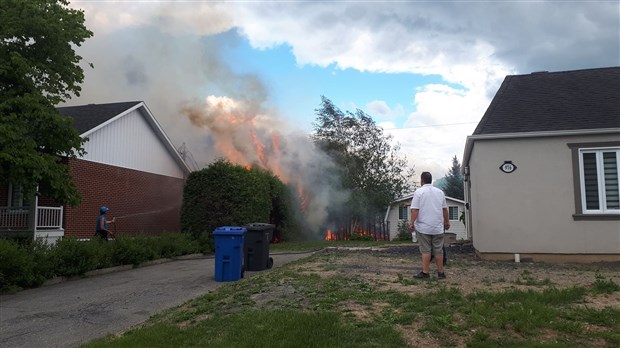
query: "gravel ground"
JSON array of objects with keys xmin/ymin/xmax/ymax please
[
  {"xmin": 320, "ymin": 244, "xmax": 619, "ymax": 298},
  {"xmin": 302, "ymin": 244, "xmax": 620, "ymax": 347}
]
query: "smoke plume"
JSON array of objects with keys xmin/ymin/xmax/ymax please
[{"xmin": 65, "ymin": 3, "xmax": 348, "ymax": 237}]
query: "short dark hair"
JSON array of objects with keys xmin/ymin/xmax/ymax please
[{"xmin": 421, "ymin": 172, "xmax": 432, "ymax": 184}]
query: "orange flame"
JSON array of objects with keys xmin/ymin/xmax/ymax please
[
  {"xmin": 325, "ymin": 229, "xmax": 336, "ymax": 241},
  {"xmin": 250, "ymin": 129, "xmax": 267, "ymax": 168},
  {"xmin": 185, "ymin": 97, "xmax": 312, "ymax": 220}
]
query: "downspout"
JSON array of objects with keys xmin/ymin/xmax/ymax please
[
  {"xmin": 463, "ymin": 166, "xmax": 472, "ymax": 241},
  {"xmin": 463, "ymin": 136, "xmax": 474, "ymax": 241}
]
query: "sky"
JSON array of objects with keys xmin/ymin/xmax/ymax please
[{"xmin": 66, "ymin": 0, "xmax": 620, "ymax": 181}]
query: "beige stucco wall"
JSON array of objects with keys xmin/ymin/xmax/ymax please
[{"xmin": 468, "ymin": 133, "xmax": 620, "ymax": 255}]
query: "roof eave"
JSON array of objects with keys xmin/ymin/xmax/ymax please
[{"xmin": 463, "ymin": 127, "xmax": 620, "ymax": 168}]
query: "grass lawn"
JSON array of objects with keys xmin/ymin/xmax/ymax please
[{"xmin": 84, "ymin": 242, "xmax": 620, "ymax": 347}]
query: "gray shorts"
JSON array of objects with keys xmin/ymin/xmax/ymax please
[{"xmin": 417, "ymin": 231, "xmax": 444, "ymax": 256}]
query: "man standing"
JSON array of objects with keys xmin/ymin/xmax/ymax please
[{"xmin": 410, "ymin": 172, "xmax": 450, "ymax": 279}]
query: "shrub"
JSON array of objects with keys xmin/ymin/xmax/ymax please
[
  {"xmin": 109, "ymin": 236, "xmax": 158, "ymax": 266},
  {"xmin": 0, "ymin": 239, "xmax": 50, "ymax": 291},
  {"xmin": 181, "ymin": 160, "xmax": 300, "ymax": 240},
  {"xmin": 181, "ymin": 160, "xmax": 269, "ymax": 238},
  {"xmin": 265, "ymin": 172, "xmax": 301, "ymax": 242},
  {"xmin": 148, "ymin": 233, "xmax": 201, "ymax": 258},
  {"xmin": 350, "ymin": 233, "xmax": 374, "ymax": 241},
  {"xmin": 51, "ymin": 238, "xmax": 100, "ymax": 277},
  {"xmin": 395, "ymin": 220, "xmax": 412, "ymax": 241},
  {"xmin": 0, "ymin": 233, "xmax": 210, "ymax": 292}
]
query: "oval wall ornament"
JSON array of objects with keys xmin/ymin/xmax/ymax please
[{"xmin": 500, "ymin": 161, "xmax": 517, "ymax": 173}]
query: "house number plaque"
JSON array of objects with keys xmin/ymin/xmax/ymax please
[{"xmin": 500, "ymin": 161, "xmax": 517, "ymax": 173}]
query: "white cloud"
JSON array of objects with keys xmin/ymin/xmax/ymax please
[
  {"xmin": 378, "ymin": 121, "xmax": 397, "ymax": 130},
  {"xmin": 366, "ymin": 100, "xmax": 404, "ymax": 120},
  {"xmin": 67, "ymin": 1, "xmax": 618, "ymax": 176},
  {"xmin": 232, "ymin": 2, "xmax": 618, "ymax": 78}
]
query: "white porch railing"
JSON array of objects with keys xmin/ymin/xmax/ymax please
[
  {"xmin": 0, "ymin": 206, "xmax": 63, "ymax": 231},
  {"xmin": 36, "ymin": 206, "xmax": 64, "ymax": 230},
  {"xmin": 0, "ymin": 207, "xmax": 30, "ymax": 229}
]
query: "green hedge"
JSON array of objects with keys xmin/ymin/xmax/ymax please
[
  {"xmin": 0, "ymin": 234, "xmax": 211, "ymax": 293},
  {"xmin": 180, "ymin": 160, "xmax": 300, "ymax": 240}
]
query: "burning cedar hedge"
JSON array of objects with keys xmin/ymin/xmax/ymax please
[{"xmin": 180, "ymin": 160, "xmax": 300, "ymax": 241}]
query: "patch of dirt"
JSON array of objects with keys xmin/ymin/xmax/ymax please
[
  {"xmin": 290, "ymin": 245, "xmax": 620, "ymax": 347},
  {"xmin": 339, "ymin": 300, "xmax": 388, "ymax": 321},
  {"xmin": 309, "ymin": 245, "xmax": 620, "ymax": 298}
]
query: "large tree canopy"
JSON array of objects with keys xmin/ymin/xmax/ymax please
[
  {"xmin": 313, "ymin": 96, "xmax": 413, "ymax": 220},
  {"xmin": 0, "ymin": 0, "xmax": 92, "ymax": 205}
]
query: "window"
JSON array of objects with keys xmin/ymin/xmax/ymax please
[
  {"xmin": 579, "ymin": 148, "xmax": 619, "ymax": 214},
  {"xmin": 398, "ymin": 205, "xmax": 409, "ymax": 220},
  {"xmin": 448, "ymin": 206, "xmax": 459, "ymax": 220},
  {"xmin": 8, "ymin": 184, "xmax": 30, "ymax": 208}
]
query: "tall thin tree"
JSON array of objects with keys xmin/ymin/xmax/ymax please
[
  {"xmin": 442, "ymin": 155, "xmax": 464, "ymax": 200},
  {"xmin": 313, "ymin": 96, "xmax": 413, "ymax": 220}
]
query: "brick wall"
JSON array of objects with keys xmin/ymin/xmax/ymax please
[{"xmin": 64, "ymin": 158, "xmax": 185, "ymax": 239}]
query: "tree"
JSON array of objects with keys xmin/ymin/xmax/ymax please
[
  {"xmin": 313, "ymin": 96, "xmax": 413, "ymax": 220},
  {"xmin": 0, "ymin": 0, "xmax": 93, "ymax": 205},
  {"xmin": 442, "ymin": 155, "xmax": 464, "ymax": 200}
]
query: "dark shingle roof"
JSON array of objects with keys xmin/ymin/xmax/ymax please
[
  {"xmin": 473, "ymin": 67, "xmax": 620, "ymax": 135},
  {"xmin": 57, "ymin": 101, "xmax": 142, "ymax": 134}
]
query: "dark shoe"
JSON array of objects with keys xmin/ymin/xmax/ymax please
[
  {"xmin": 415, "ymin": 271, "xmax": 430, "ymax": 279},
  {"xmin": 437, "ymin": 272, "xmax": 446, "ymax": 279}
]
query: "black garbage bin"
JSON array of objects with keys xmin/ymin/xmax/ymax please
[{"xmin": 244, "ymin": 223, "xmax": 274, "ymax": 271}]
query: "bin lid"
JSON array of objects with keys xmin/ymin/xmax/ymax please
[
  {"xmin": 213, "ymin": 226, "xmax": 246, "ymax": 236},
  {"xmin": 244, "ymin": 223, "xmax": 275, "ymax": 231}
]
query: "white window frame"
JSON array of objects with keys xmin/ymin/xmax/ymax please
[
  {"xmin": 398, "ymin": 205, "xmax": 409, "ymax": 220},
  {"xmin": 448, "ymin": 206, "xmax": 459, "ymax": 221},
  {"xmin": 578, "ymin": 147, "xmax": 620, "ymax": 215},
  {"xmin": 8, "ymin": 184, "xmax": 24, "ymax": 207}
]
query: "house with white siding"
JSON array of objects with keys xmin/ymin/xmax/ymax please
[
  {"xmin": 385, "ymin": 193, "xmax": 467, "ymax": 241},
  {"xmin": 0, "ymin": 101, "xmax": 191, "ymax": 243},
  {"xmin": 463, "ymin": 67, "xmax": 620, "ymax": 262}
]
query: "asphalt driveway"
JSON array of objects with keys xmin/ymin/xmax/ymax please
[{"xmin": 0, "ymin": 251, "xmax": 316, "ymax": 348}]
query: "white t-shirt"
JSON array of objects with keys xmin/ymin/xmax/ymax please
[{"xmin": 410, "ymin": 184, "xmax": 447, "ymax": 235}]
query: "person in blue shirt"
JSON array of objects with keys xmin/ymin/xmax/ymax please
[{"xmin": 95, "ymin": 206, "xmax": 115, "ymax": 240}]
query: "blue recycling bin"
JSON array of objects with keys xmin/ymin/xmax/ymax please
[{"xmin": 213, "ymin": 226, "xmax": 246, "ymax": 282}]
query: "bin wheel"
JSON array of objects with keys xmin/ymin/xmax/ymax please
[
  {"xmin": 267, "ymin": 257, "xmax": 273, "ymax": 269},
  {"xmin": 241, "ymin": 265, "xmax": 245, "ymax": 279}
]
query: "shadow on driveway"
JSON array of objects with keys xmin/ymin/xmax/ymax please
[{"xmin": 0, "ymin": 251, "xmax": 316, "ymax": 348}]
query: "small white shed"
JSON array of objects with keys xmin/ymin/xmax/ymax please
[{"xmin": 384, "ymin": 194, "xmax": 467, "ymax": 241}]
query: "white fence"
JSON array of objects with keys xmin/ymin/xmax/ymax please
[{"xmin": 0, "ymin": 206, "xmax": 63, "ymax": 231}]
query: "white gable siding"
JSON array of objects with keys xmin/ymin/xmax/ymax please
[
  {"xmin": 446, "ymin": 201, "xmax": 467, "ymax": 240},
  {"xmin": 80, "ymin": 109, "xmax": 184, "ymax": 178},
  {"xmin": 386, "ymin": 204, "xmax": 406, "ymax": 240},
  {"xmin": 385, "ymin": 197, "xmax": 468, "ymax": 241}
]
